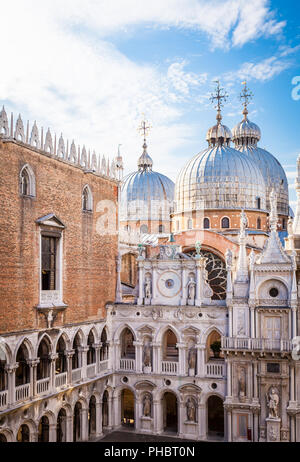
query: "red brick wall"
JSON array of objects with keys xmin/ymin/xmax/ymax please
[{"xmin": 0, "ymin": 139, "xmax": 118, "ymax": 334}]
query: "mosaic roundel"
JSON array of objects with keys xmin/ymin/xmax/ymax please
[{"xmin": 185, "ymin": 249, "xmax": 227, "ymax": 300}]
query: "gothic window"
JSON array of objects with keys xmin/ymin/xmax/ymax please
[
  {"xmin": 87, "ymin": 331, "xmax": 96, "ymax": 365},
  {"xmin": 203, "ymin": 218, "xmax": 210, "ymax": 229},
  {"xmin": 221, "ymin": 217, "xmax": 230, "ymax": 229},
  {"xmin": 82, "ymin": 185, "xmax": 93, "ymax": 212},
  {"xmin": 72, "ymin": 333, "xmax": 82, "ymax": 370},
  {"xmin": 0, "ymin": 346, "xmax": 7, "ymax": 392},
  {"xmin": 187, "ymin": 218, "xmax": 193, "ymax": 229},
  {"xmin": 185, "ymin": 249, "xmax": 227, "ymax": 300},
  {"xmin": 163, "ymin": 329, "xmax": 178, "ymax": 361},
  {"xmin": 15, "ymin": 344, "xmax": 30, "ymax": 387},
  {"xmin": 257, "ymin": 217, "xmax": 261, "ymax": 229},
  {"xmin": 100, "ymin": 328, "xmax": 109, "ymax": 361},
  {"xmin": 20, "ymin": 165, "xmax": 35, "ymax": 197},
  {"xmin": 37, "ymin": 338, "xmax": 51, "ymax": 380},
  {"xmin": 41, "ymin": 236, "xmax": 57, "ymax": 291},
  {"xmin": 159, "ymin": 225, "xmax": 165, "ymax": 234},
  {"xmin": 121, "ymin": 328, "xmax": 135, "ymax": 359},
  {"xmin": 56, "ymin": 336, "xmax": 67, "ymax": 374}
]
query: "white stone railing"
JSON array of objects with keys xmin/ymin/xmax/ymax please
[
  {"xmin": 99, "ymin": 360, "xmax": 109, "ymax": 373},
  {"xmin": 15, "ymin": 383, "xmax": 30, "ymax": 402},
  {"xmin": 120, "ymin": 358, "xmax": 135, "ymax": 371},
  {"xmin": 0, "ymin": 390, "xmax": 8, "ymax": 409},
  {"xmin": 222, "ymin": 337, "xmax": 292, "ymax": 352},
  {"xmin": 161, "ymin": 361, "xmax": 178, "ymax": 375},
  {"xmin": 36, "ymin": 377, "xmax": 50, "ymax": 395},
  {"xmin": 55, "ymin": 372, "xmax": 68, "ymax": 389},
  {"xmin": 87, "ymin": 363, "xmax": 96, "ymax": 378},
  {"xmin": 206, "ymin": 362, "xmax": 225, "ymax": 378},
  {"xmin": 72, "ymin": 368, "xmax": 82, "ymax": 383}
]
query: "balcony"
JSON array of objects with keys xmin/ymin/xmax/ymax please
[
  {"xmin": 55, "ymin": 372, "xmax": 68, "ymax": 389},
  {"xmin": 120, "ymin": 358, "xmax": 135, "ymax": 371},
  {"xmin": 99, "ymin": 360, "xmax": 109, "ymax": 373},
  {"xmin": 161, "ymin": 361, "xmax": 178, "ymax": 375},
  {"xmin": 222, "ymin": 337, "xmax": 292, "ymax": 352},
  {"xmin": 0, "ymin": 390, "xmax": 8, "ymax": 410},
  {"xmin": 206, "ymin": 362, "xmax": 225, "ymax": 378},
  {"xmin": 36, "ymin": 377, "xmax": 50, "ymax": 396},
  {"xmin": 71, "ymin": 368, "xmax": 82, "ymax": 383},
  {"xmin": 86, "ymin": 363, "xmax": 96, "ymax": 379},
  {"xmin": 15, "ymin": 383, "xmax": 30, "ymax": 402}
]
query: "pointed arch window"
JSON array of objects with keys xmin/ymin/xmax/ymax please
[
  {"xmin": 20, "ymin": 165, "xmax": 36, "ymax": 197},
  {"xmin": 203, "ymin": 218, "xmax": 210, "ymax": 229},
  {"xmin": 82, "ymin": 185, "xmax": 93, "ymax": 212}
]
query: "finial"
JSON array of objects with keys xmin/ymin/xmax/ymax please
[
  {"xmin": 210, "ymin": 80, "xmax": 228, "ymax": 124},
  {"xmin": 240, "ymin": 81, "xmax": 253, "ymax": 120},
  {"xmin": 137, "ymin": 116, "xmax": 153, "ymax": 170}
]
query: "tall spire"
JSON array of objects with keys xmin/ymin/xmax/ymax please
[
  {"xmin": 115, "ymin": 144, "xmax": 124, "ymax": 181},
  {"xmin": 137, "ymin": 117, "xmax": 153, "ymax": 171},
  {"xmin": 240, "ymin": 81, "xmax": 253, "ymax": 120},
  {"xmin": 210, "ymin": 80, "xmax": 228, "ymax": 124}
]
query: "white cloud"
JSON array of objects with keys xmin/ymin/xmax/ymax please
[
  {"xmin": 0, "ymin": 0, "xmax": 287, "ymax": 177},
  {"xmin": 224, "ymin": 56, "xmax": 291, "ymax": 82}
]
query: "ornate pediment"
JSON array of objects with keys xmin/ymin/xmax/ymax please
[{"xmin": 36, "ymin": 213, "xmax": 66, "ymax": 229}]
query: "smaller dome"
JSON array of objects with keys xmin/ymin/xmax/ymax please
[
  {"xmin": 138, "ymin": 142, "xmax": 153, "ymax": 171},
  {"xmin": 232, "ymin": 118, "xmax": 261, "ymax": 142},
  {"xmin": 206, "ymin": 123, "xmax": 232, "ymax": 145}
]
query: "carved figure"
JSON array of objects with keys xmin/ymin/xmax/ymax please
[
  {"xmin": 188, "ymin": 347, "xmax": 196, "ymax": 369},
  {"xmin": 145, "ymin": 277, "xmax": 152, "ymax": 299},
  {"xmin": 187, "ymin": 276, "xmax": 196, "ymax": 300},
  {"xmin": 143, "ymin": 342, "xmax": 151, "ymax": 367},
  {"xmin": 186, "ymin": 398, "xmax": 196, "ymax": 422},
  {"xmin": 267, "ymin": 387, "xmax": 280, "ymax": 419},
  {"xmin": 143, "ymin": 394, "xmax": 151, "ymax": 417}
]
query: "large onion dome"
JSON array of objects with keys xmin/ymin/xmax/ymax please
[
  {"xmin": 175, "ymin": 111, "xmax": 266, "ymax": 214},
  {"xmin": 120, "ymin": 141, "xmax": 174, "ymax": 226},
  {"xmin": 232, "ymin": 107, "xmax": 289, "ymax": 216}
]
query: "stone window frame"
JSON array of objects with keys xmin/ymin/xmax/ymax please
[
  {"xmin": 82, "ymin": 184, "xmax": 93, "ymax": 212},
  {"xmin": 221, "ymin": 216, "xmax": 230, "ymax": 229},
  {"xmin": 19, "ymin": 164, "xmax": 36, "ymax": 197}
]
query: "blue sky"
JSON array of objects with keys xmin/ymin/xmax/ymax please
[{"xmin": 0, "ymin": 0, "xmax": 299, "ymax": 208}]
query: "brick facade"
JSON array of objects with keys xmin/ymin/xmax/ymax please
[{"xmin": 0, "ymin": 139, "xmax": 118, "ymax": 334}]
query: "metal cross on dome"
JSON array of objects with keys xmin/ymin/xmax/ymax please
[
  {"xmin": 138, "ymin": 116, "xmax": 152, "ymax": 142},
  {"xmin": 240, "ymin": 81, "xmax": 253, "ymax": 110},
  {"xmin": 210, "ymin": 80, "xmax": 228, "ymax": 112}
]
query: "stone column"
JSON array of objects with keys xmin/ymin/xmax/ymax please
[
  {"xmin": 250, "ymin": 307, "xmax": 255, "ymax": 338},
  {"xmin": 108, "ymin": 396, "xmax": 114, "ymax": 430},
  {"xmin": 135, "ymin": 393, "xmax": 140, "ymax": 431},
  {"xmin": 177, "ymin": 343, "xmax": 186, "ymax": 375},
  {"xmin": 66, "ymin": 350, "xmax": 74, "ymax": 385},
  {"xmin": 227, "ymin": 410, "xmax": 232, "ymax": 442},
  {"xmin": 227, "ymin": 360, "xmax": 232, "ymax": 397},
  {"xmin": 291, "ymin": 364, "xmax": 295, "ymax": 402},
  {"xmin": 198, "ymin": 403, "xmax": 206, "ymax": 440},
  {"xmin": 113, "ymin": 341, "xmax": 121, "ymax": 372},
  {"xmin": 66, "ymin": 415, "xmax": 73, "ymax": 442},
  {"xmin": 178, "ymin": 400, "xmax": 185, "ymax": 437},
  {"xmin": 28, "ymin": 359, "xmax": 39, "ymax": 398},
  {"xmin": 152, "ymin": 262, "xmax": 158, "ymax": 302},
  {"xmin": 153, "ymin": 399, "xmax": 163, "ymax": 434},
  {"xmin": 79, "ymin": 347, "xmax": 89, "ymax": 380},
  {"xmin": 195, "ymin": 258, "xmax": 201, "ymax": 306},
  {"xmin": 81, "ymin": 408, "xmax": 89, "ymax": 441},
  {"xmin": 94, "ymin": 344, "xmax": 102, "ymax": 374},
  {"xmin": 50, "ymin": 353, "xmax": 58, "ymax": 392},
  {"xmin": 5, "ymin": 364, "xmax": 18, "ymax": 407},
  {"xmin": 49, "ymin": 423, "xmax": 57, "ymax": 442},
  {"xmin": 137, "ymin": 259, "xmax": 144, "ymax": 305},
  {"xmin": 96, "ymin": 401, "xmax": 103, "ymax": 438},
  {"xmin": 292, "ymin": 308, "xmax": 297, "ymax": 339},
  {"xmin": 152, "ymin": 343, "xmax": 160, "ymax": 374},
  {"xmin": 253, "ymin": 361, "xmax": 258, "ymax": 401},
  {"xmin": 180, "ymin": 266, "xmax": 187, "ymax": 306},
  {"xmin": 133, "ymin": 341, "xmax": 143, "ymax": 373},
  {"xmin": 196, "ymin": 345, "xmax": 205, "ymax": 377},
  {"xmin": 253, "ymin": 411, "xmax": 259, "ymax": 442}
]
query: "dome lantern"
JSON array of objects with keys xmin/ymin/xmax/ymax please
[{"xmin": 206, "ymin": 81, "xmax": 231, "ymax": 147}]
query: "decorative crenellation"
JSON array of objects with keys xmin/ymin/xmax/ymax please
[{"xmin": 0, "ymin": 106, "xmax": 119, "ymax": 182}]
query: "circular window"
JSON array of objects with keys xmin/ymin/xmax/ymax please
[
  {"xmin": 122, "ymin": 377, "xmax": 128, "ymax": 384},
  {"xmin": 165, "ymin": 279, "xmax": 174, "ymax": 289},
  {"xmin": 269, "ymin": 288, "xmax": 279, "ymax": 298},
  {"xmin": 211, "ymin": 383, "xmax": 217, "ymax": 390},
  {"xmin": 198, "ymin": 313, "xmax": 203, "ymax": 318},
  {"xmin": 136, "ymin": 312, "xmax": 140, "ymax": 316},
  {"xmin": 165, "ymin": 379, "xmax": 171, "ymax": 386}
]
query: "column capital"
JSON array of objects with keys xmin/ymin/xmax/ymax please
[
  {"xmin": 27, "ymin": 358, "xmax": 40, "ymax": 367},
  {"xmin": 50, "ymin": 353, "xmax": 59, "ymax": 361},
  {"xmin": 66, "ymin": 349, "xmax": 75, "ymax": 358},
  {"xmin": 5, "ymin": 363, "xmax": 18, "ymax": 373}
]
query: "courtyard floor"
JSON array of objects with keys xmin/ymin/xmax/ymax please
[{"xmin": 94, "ymin": 429, "xmax": 199, "ymax": 443}]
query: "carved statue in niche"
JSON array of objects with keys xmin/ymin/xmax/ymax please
[
  {"xmin": 143, "ymin": 341, "xmax": 151, "ymax": 367},
  {"xmin": 143, "ymin": 394, "xmax": 151, "ymax": 417},
  {"xmin": 266, "ymin": 387, "xmax": 280, "ymax": 419},
  {"xmin": 187, "ymin": 276, "xmax": 196, "ymax": 300},
  {"xmin": 145, "ymin": 277, "xmax": 152, "ymax": 299},
  {"xmin": 186, "ymin": 398, "xmax": 196, "ymax": 422},
  {"xmin": 188, "ymin": 347, "xmax": 197, "ymax": 370},
  {"xmin": 238, "ymin": 366, "xmax": 246, "ymax": 401}
]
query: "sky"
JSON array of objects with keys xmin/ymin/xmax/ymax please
[{"xmin": 0, "ymin": 0, "xmax": 300, "ymax": 209}]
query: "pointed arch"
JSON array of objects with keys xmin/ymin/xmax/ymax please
[
  {"xmin": 82, "ymin": 184, "xmax": 93, "ymax": 212},
  {"xmin": 20, "ymin": 164, "xmax": 36, "ymax": 197},
  {"xmin": 13, "ymin": 337, "xmax": 34, "ymax": 363}
]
